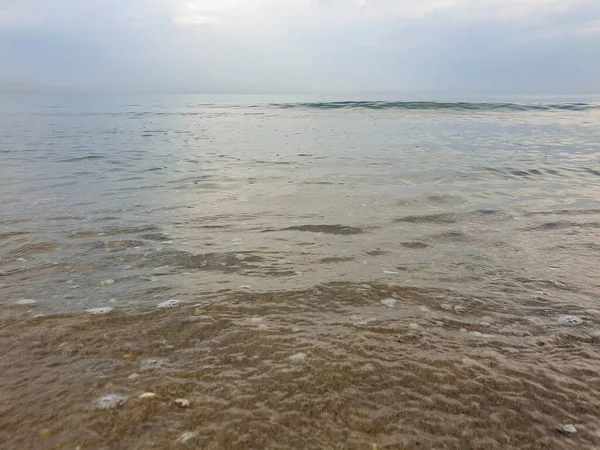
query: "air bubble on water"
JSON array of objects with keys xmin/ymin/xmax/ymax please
[
  {"xmin": 557, "ymin": 315, "xmax": 583, "ymax": 326},
  {"xmin": 86, "ymin": 307, "xmax": 113, "ymax": 315},
  {"xmin": 140, "ymin": 358, "xmax": 167, "ymax": 371},
  {"xmin": 177, "ymin": 432, "xmax": 198, "ymax": 444},
  {"xmin": 157, "ymin": 299, "xmax": 180, "ymax": 308},
  {"xmin": 16, "ymin": 299, "xmax": 37, "ymax": 305},
  {"xmin": 440, "ymin": 304, "xmax": 453, "ymax": 310},
  {"xmin": 95, "ymin": 394, "xmax": 127, "ymax": 410},
  {"xmin": 138, "ymin": 392, "xmax": 157, "ymax": 400},
  {"xmin": 288, "ymin": 352, "xmax": 308, "ymax": 362},
  {"xmin": 354, "ymin": 317, "xmax": 375, "ymax": 326},
  {"xmin": 380, "ymin": 298, "xmax": 397, "ymax": 308},
  {"xmin": 561, "ymin": 424, "xmax": 577, "ymax": 434},
  {"xmin": 175, "ymin": 398, "xmax": 190, "ymax": 408},
  {"xmin": 100, "ymin": 279, "xmax": 115, "ymax": 286},
  {"xmin": 454, "ymin": 305, "xmax": 466, "ymax": 312}
]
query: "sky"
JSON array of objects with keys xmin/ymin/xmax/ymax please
[{"xmin": 0, "ymin": 0, "xmax": 599, "ymax": 95}]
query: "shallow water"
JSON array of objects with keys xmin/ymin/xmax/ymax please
[{"xmin": 1, "ymin": 96, "xmax": 600, "ymax": 448}]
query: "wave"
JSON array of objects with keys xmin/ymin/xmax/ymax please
[
  {"xmin": 268, "ymin": 101, "xmax": 600, "ymax": 111},
  {"xmin": 22, "ymin": 101, "xmax": 600, "ymax": 117}
]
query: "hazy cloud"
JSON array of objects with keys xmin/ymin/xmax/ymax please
[{"xmin": 0, "ymin": 0, "xmax": 598, "ymax": 94}]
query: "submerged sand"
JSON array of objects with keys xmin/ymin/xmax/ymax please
[{"xmin": 1, "ymin": 283, "xmax": 599, "ymax": 449}]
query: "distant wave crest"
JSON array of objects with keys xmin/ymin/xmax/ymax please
[{"xmin": 269, "ymin": 101, "xmax": 600, "ymax": 111}]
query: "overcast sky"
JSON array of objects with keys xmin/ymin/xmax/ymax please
[{"xmin": 0, "ymin": 0, "xmax": 599, "ymax": 95}]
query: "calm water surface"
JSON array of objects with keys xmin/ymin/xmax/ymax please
[{"xmin": 1, "ymin": 95, "xmax": 600, "ymax": 449}]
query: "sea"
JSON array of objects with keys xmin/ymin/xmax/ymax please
[{"xmin": 1, "ymin": 94, "xmax": 600, "ymax": 449}]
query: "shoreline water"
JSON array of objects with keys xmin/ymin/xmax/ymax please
[
  {"xmin": 2, "ymin": 282, "xmax": 599, "ymax": 449},
  {"xmin": 2, "ymin": 97, "xmax": 600, "ymax": 448}
]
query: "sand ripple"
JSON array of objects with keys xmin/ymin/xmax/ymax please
[{"xmin": 1, "ymin": 283, "xmax": 599, "ymax": 449}]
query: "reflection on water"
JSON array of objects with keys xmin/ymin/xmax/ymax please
[{"xmin": 1, "ymin": 97, "xmax": 600, "ymax": 448}]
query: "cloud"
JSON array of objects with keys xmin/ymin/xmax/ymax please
[
  {"xmin": 2, "ymin": 0, "xmax": 596, "ymax": 30},
  {"xmin": 575, "ymin": 18, "xmax": 600, "ymax": 35},
  {"xmin": 150, "ymin": 0, "xmax": 597, "ymax": 27},
  {"xmin": 0, "ymin": 0, "xmax": 598, "ymax": 94}
]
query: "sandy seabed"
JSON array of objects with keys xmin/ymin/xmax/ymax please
[{"xmin": 1, "ymin": 283, "xmax": 599, "ymax": 449}]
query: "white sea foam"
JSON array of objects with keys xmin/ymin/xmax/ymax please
[
  {"xmin": 157, "ymin": 299, "xmax": 180, "ymax": 308},
  {"xmin": 96, "ymin": 394, "xmax": 126, "ymax": 409}
]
